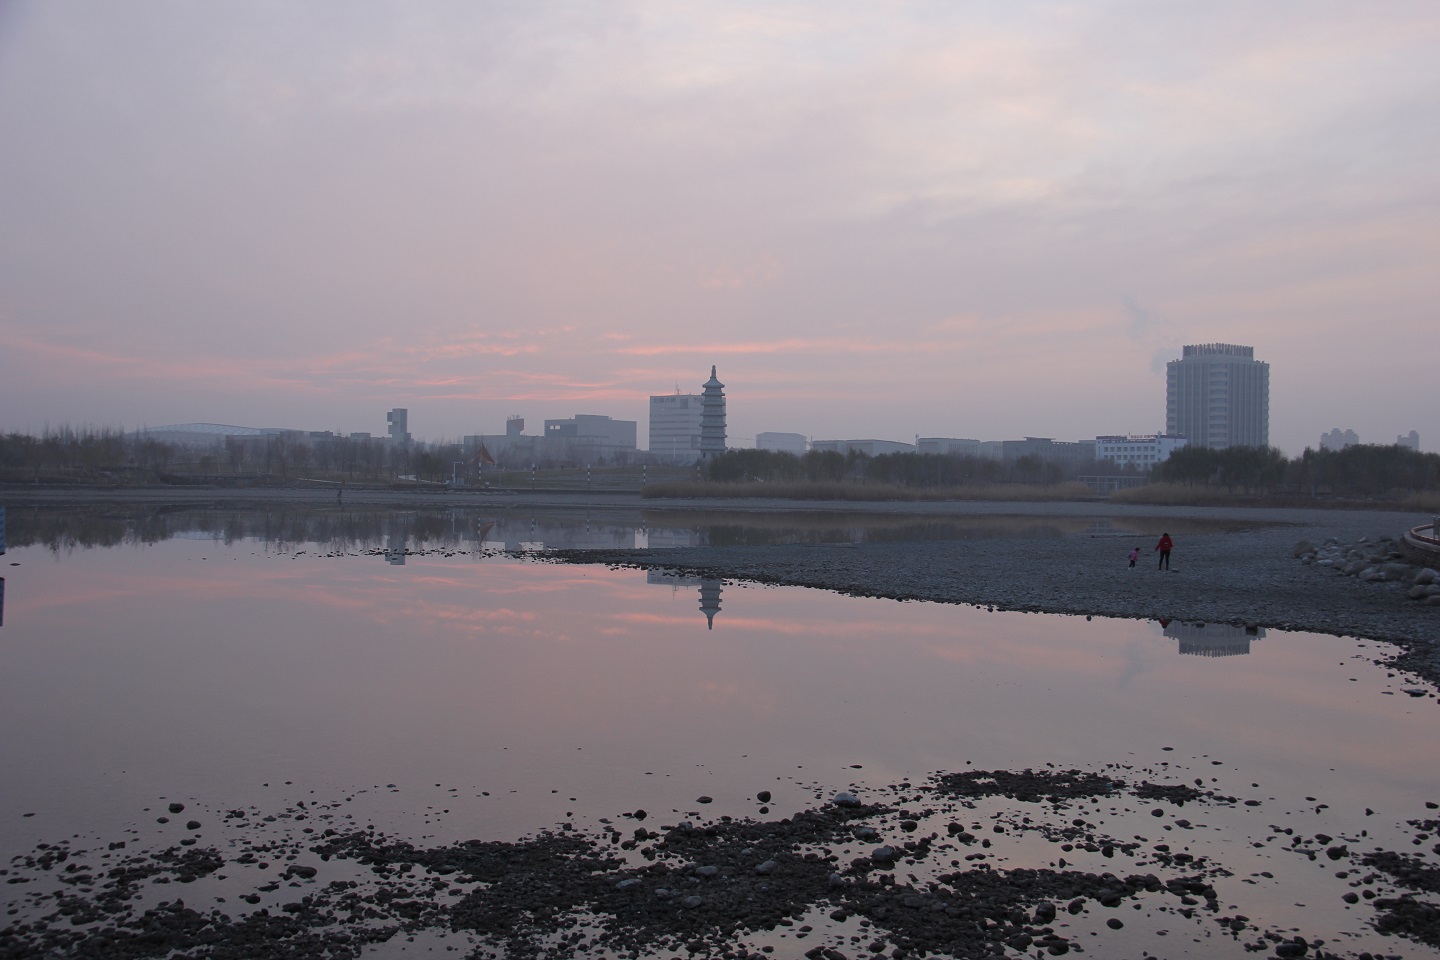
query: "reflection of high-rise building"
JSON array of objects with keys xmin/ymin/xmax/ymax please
[
  {"xmin": 1160, "ymin": 620, "xmax": 1264, "ymax": 657},
  {"xmin": 1166, "ymin": 344, "xmax": 1269, "ymax": 450},
  {"xmin": 699, "ymin": 366, "xmax": 726, "ymax": 460},
  {"xmin": 384, "ymin": 533, "xmax": 407, "ymax": 565}
]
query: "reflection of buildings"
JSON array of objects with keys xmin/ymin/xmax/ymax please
[
  {"xmin": 698, "ymin": 580, "xmax": 722, "ymax": 630},
  {"xmin": 647, "ymin": 570, "xmax": 724, "ymax": 630},
  {"xmin": 0, "ymin": 577, "xmax": 5, "ymax": 628},
  {"xmin": 1159, "ymin": 620, "xmax": 1265, "ymax": 657},
  {"xmin": 384, "ymin": 533, "xmax": 407, "ymax": 565}
]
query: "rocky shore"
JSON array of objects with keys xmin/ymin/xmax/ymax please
[{"xmin": 6, "ymin": 762, "xmax": 1437, "ymax": 959}]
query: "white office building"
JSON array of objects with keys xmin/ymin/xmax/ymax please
[
  {"xmin": 1094, "ymin": 434, "xmax": 1188, "ymax": 468},
  {"xmin": 649, "ymin": 394, "xmax": 704, "ymax": 463}
]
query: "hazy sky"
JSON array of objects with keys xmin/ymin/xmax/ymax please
[{"xmin": 1, "ymin": 2, "xmax": 1436, "ymax": 454}]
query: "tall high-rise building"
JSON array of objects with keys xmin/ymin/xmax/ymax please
[
  {"xmin": 699, "ymin": 366, "xmax": 726, "ymax": 459},
  {"xmin": 649, "ymin": 393, "xmax": 703, "ymax": 463},
  {"xmin": 1165, "ymin": 344, "xmax": 1269, "ymax": 449}
]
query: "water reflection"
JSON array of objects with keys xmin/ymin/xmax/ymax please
[
  {"xmin": 647, "ymin": 569, "xmax": 724, "ymax": 629},
  {"xmin": 4, "ymin": 504, "xmax": 1267, "ymax": 553},
  {"xmin": 1158, "ymin": 619, "xmax": 1267, "ymax": 657},
  {"xmin": 2, "ymin": 534, "xmax": 1438, "ymax": 959}
]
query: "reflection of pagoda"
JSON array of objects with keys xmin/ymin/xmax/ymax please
[
  {"xmin": 1160, "ymin": 621, "xmax": 1264, "ymax": 657},
  {"xmin": 698, "ymin": 579, "xmax": 722, "ymax": 630},
  {"xmin": 647, "ymin": 570, "xmax": 724, "ymax": 630}
]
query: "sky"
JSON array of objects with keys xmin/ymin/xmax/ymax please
[{"xmin": 1, "ymin": 1, "xmax": 1436, "ymax": 455}]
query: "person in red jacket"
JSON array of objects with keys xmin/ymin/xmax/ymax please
[{"xmin": 1154, "ymin": 532, "xmax": 1173, "ymax": 570}]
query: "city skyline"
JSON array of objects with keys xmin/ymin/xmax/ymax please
[{"xmin": 2, "ymin": 3, "xmax": 1438, "ymax": 456}]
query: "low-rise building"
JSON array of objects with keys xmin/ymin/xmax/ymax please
[
  {"xmin": 756, "ymin": 432, "xmax": 808, "ymax": 455},
  {"xmin": 916, "ymin": 438, "xmax": 980, "ymax": 456},
  {"xmin": 1094, "ymin": 434, "xmax": 1187, "ymax": 468},
  {"xmin": 810, "ymin": 439, "xmax": 916, "ymax": 456},
  {"xmin": 543, "ymin": 414, "xmax": 637, "ymax": 462},
  {"xmin": 1002, "ymin": 437, "xmax": 1097, "ymax": 465}
]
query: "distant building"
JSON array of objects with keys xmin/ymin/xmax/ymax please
[
  {"xmin": 650, "ymin": 393, "xmax": 704, "ymax": 463},
  {"xmin": 699, "ymin": 366, "xmax": 727, "ymax": 460},
  {"xmin": 1320, "ymin": 428, "xmax": 1359, "ymax": 451},
  {"xmin": 810, "ymin": 439, "xmax": 916, "ymax": 456},
  {"xmin": 386, "ymin": 408, "xmax": 411, "ymax": 445},
  {"xmin": 1165, "ymin": 343, "xmax": 1269, "ymax": 449},
  {"xmin": 1397, "ymin": 430, "xmax": 1420, "ymax": 451},
  {"xmin": 1094, "ymin": 434, "xmax": 1188, "ymax": 468},
  {"xmin": 757, "ymin": 432, "xmax": 808, "ymax": 455},
  {"xmin": 1001, "ymin": 437, "xmax": 1096, "ymax": 465},
  {"xmin": 917, "ymin": 438, "xmax": 980, "ymax": 456},
  {"xmin": 543, "ymin": 414, "xmax": 637, "ymax": 461},
  {"xmin": 978, "ymin": 441, "xmax": 1005, "ymax": 461}
]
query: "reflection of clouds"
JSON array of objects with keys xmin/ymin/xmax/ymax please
[
  {"xmin": 9, "ymin": 542, "xmax": 1436, "ymax": 805},
  {"xmin": 1113, "ymin": 638, "xmax": 1162, "ymax": 690}
]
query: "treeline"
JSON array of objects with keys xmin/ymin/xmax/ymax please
[
  {"xmin": 705, "ymin": 443, "xmax": 1440, "ymax": 499},
  {"xmin": 1154, "ymin": 443, "xmax": 1440, "ymax": 496},
  {"xmin": 706, "ymin": 448, "xmax": 1124, "ymax": 487},
  {"xmin": 0, "ymin": 427, "xmax": 472, "ymax": 483}
]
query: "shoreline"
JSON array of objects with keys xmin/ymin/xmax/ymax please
[{"xmin": 6, "ymin": 484, "xmax": 1436, "ymax": 681}]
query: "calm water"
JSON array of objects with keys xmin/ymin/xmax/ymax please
[{"xmin": 1, "ymin": 512, "xmax": 1437, "ymax": 958}]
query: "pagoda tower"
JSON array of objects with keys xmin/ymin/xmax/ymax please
[{"xmin": 698, "ymin": 365, "xmax": 726, "ymax": 460}]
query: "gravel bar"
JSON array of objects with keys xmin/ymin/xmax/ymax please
[{"xmin": 548, "ymin": 500, "xmax": 1440, "ymax": 684}]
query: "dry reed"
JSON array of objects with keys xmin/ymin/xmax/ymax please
[{"xmin": 642, "ymin": 480, "xmax": 1097, "ymax": 502}]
